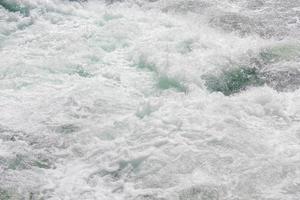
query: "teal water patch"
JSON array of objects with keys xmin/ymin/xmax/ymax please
[
  {"xmin": 135, "ymin": 55, "xmax": 157, "ymax": 72},
  {"xmin": 136, "ymin": 105, "xmax": 152, "ymax": 119},
  {"xmin": 0, "ymin": 189, "xmax": 10, "ymax": 200},
  {"xmin": 0, "ymin": 0, "xmax": 30, "ymax": 16},
  {"xmin": 177, "ymin": 39, "xmax": 194, "ymax": 54},
  {"xmin": 100, "ymin": 40, "xmax": 117, "ymax": 52},
  {"xmin": 204, "ymin": 44, "xmax": 300, "ymax": 95},
  {"xmin": 0, "ymin": 154, "xmax": 52, "ymax": 170},
  {"xmin": 73, "ymin": 67, "xmax": 93, "ymax": 78},
  {"xmin": 32, "ymin": 158, "xmax": 52, "ymax": 169},
  {"xmin": 0, "ymin": 188, "xmax": 35, "ymax": 200},
  {"xmin": 259, "ymin": 44, "xmax": 300, "ymax": 64},
  {"xmin": 157, "ymin": 75, "xmax": 187, "ymax": 92},
  {"xmin": 46, "ymin": 65, "xmax": 93, "ymax": 78},
  {"xmin": 96, "ymin": 20, "xmax": 105, "ymax": 27},
  {"xmin": 203, "ymin": 67, "xmax": 264, "ymax": 96},
  {"xmin": 66, "ymin": 65, "xmax": 93, "ymax": 78},
  {"xmin": 134, "ymin": 56, "xmax": 186, "ymax": 92}
]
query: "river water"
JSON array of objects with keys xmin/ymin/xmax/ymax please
[{"xmin": 0, "ymin": 0, "xmax": 300, "ymax": 199}]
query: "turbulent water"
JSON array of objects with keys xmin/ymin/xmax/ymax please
[{"xmin": 1, "ymin": 0, "xmax": 300, "ymax": 199}]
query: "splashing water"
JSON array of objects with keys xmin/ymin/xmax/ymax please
[{"xmin": 1, "ymin": 0, "xmax": 300, "ymax": 199}]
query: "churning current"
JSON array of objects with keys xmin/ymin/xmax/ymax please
[{"xmin": 0, "ymin": 0, "xmax": 300, "ymax": 199}]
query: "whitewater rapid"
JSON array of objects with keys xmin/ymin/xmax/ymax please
[{"xmin": 0, "ymin": 0, "xmax": 300, "ymax": 199}]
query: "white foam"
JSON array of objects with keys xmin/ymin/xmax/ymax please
[{"xmin": 0, "ymin": 0, "xmax": 300, "ymax": 199}]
